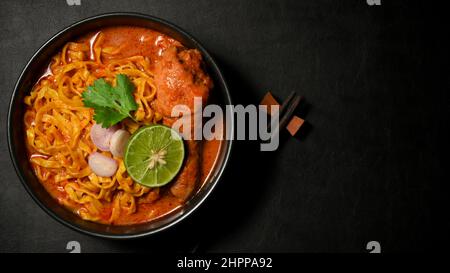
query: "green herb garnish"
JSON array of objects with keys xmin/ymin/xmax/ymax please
[{"xmin": 82, "ymin": 74, "xmax": 138, "ymax": 128}]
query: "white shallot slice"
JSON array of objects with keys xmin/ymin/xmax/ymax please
[
  {"xmin": 109, "ymin": 129, "xmax": 131, "ymax": 158},
  {"xmin": 90, "ymin": 123, "xmax": 119, "ymax": 151},
  {"xmin": 88, "ymin": 152, "xmax": 118, "ymax": 177}
]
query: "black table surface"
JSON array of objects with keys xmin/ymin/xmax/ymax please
[{"xmin": 0, "ymin": 0, "xmax": 448, "ymax": 253}]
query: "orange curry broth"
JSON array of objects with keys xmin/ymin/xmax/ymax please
[{"xmin": 26, "ymin": 26, "xmax": 221, "ymax": 225}]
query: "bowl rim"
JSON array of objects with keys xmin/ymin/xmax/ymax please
[{"xmin": 7, "ymin": 12, "xmax": 233, "ymax": 239}]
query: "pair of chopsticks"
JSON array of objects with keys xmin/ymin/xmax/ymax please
[
  {"xmin": 266, "ymin": 91, "xmax": 303, "ymax": 135},
  {"xmin": 277, "ymin": 92, "xmax": 303, "ymax": 132}
]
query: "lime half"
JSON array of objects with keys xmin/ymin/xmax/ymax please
[{"xmin": 124, "ymin": 125, "xmax": 185, "ymax": 187}]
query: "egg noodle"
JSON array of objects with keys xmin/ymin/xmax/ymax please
[{"xmin": 24, "ymin": 32, "xmax": 162, "ymax": 223}]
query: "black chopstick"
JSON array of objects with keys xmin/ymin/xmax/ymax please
[
  {"xmin": 267, "ymin": 93, "xmax": 302, "ymax": 140},
  {"xmin": 278, "ymin": 91, "xmax": 296, "ymax": 118},
  {"xmin": 279, "ymin": 94, "xmax": 302, "ymax": 130}
]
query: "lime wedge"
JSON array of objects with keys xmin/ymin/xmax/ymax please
[{"xmin": 124, "ymin": 125, "xmax": 185, "ymax": 187}]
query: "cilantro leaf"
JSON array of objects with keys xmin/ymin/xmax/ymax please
[
  {"xmin": 82, "ymin": 74, "xmax": 138, "ymax": 128},
  {"xmin": 83, "ymin": 79, "xmax": 115, "ymax": 108},
  {"xmin": 115, "ymin": 74, "xmax": 138, "ymax": 112},
  {"xmin": 93, "ymin": 106, "xmax": 127, "ymax": 128}
]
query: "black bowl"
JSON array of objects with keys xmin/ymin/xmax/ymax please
[{"xmin": 7, "ymin": 13, "xmax": 233, "ymax": 239}]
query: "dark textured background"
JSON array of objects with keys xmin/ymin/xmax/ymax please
[{"xmin": 0, "ymin": 0, "xmax": 448, "ymax": 253}]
